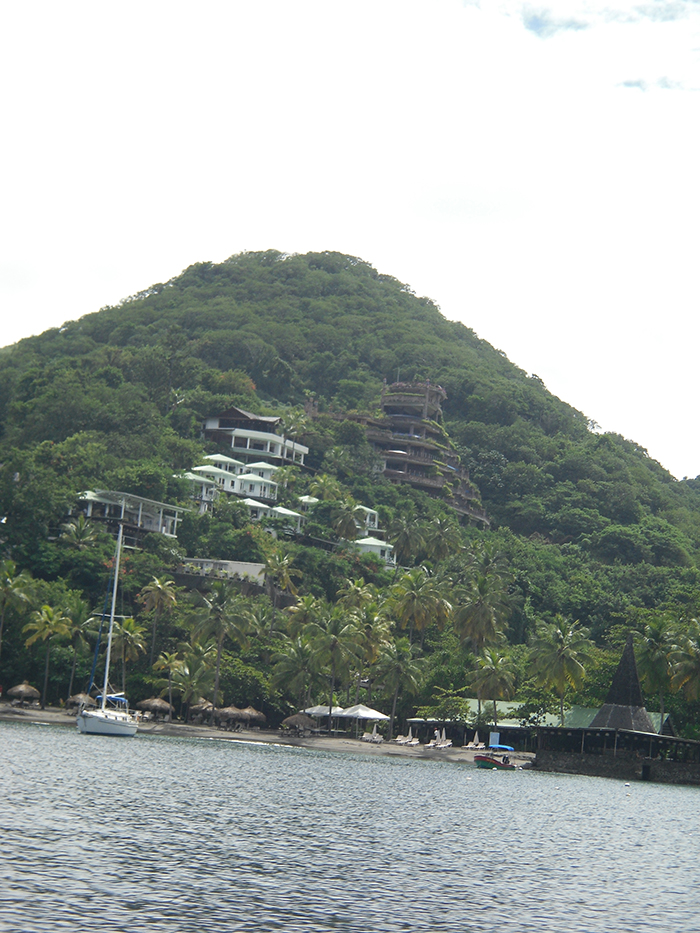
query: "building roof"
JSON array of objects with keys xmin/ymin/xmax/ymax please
[
  {"xmin": 203, "ymin": 454, "xmax": 246, "ymax": 467},
  {"xmin": 192, "ymin": 465, "xmax": 232, "ymax": 479},
  {"xmin": 218, "ymin": 406, "xmax": 280, "ymax": 424},
  {"xmin": 241, "ymin": 498, "xmax": 271, "ymax": 510},
  {"xmin": 246, "ymin": 461, "xmax": 282, "ymax": 471},
  {"xmin": 237, "ymin": 473, "xmax": 278, "ymax": 486},
  {"xmin": 355, "ymin": 536, "xmax": 392, "ymax": 548},
  {"xmin": 81, "ymin": 490, "xmax": 189, "ymax": 513},
  {"xmin": 589, "ymin": 634, "xmax": 656, "ymax": 732}
]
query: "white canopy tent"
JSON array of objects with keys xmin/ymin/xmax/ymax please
[
  {"xmin": 337, "ymin": 704, "xmax": 390, "ymax": 721},
  {"xmin": 303, "ymin": 705, "xmax": 346, "ymax": 717}
]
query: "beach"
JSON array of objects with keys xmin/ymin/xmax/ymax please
[{"xmin": 0, "ymin": 702, "xmax": 534, "ymax": 766}]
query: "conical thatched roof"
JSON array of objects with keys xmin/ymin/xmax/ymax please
[
  {"xmin": 67, "ymin": 693, "xmax": 97, "ymax": 708},
  {"xmin": 136, "ymin": 697, "xmax": 174, "ymax": 713},
  {"xmin": 590, "ymin": 634, "xmax": 656, "ymax": 732},
  {"xmin": 8, "ymin": 681, "xmax": 40, "ymax": 700},
  {"xmin": 281, "ymin": 713, "xmax": 316, "ymax": 730},
  {"xmin": 217, "ymin": 705, "xmax": 246, "ymax": 721},
  {"xmin": 241, "ymin": 705, "xmax": 266, "ymax": 722}
]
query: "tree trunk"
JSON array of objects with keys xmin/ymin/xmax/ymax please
[
  {"xmin": 0, "ymin": 606, "xmax": 6, "ymax": 666},
  {"xmin": 67, "ymin": 646, "xmax": 78, "ymax": 700},
  {"xmin": 493, "ymin": 699, "xmax": 498, "ymax": 727},
  {"xmin": 559, "ymin": 692, "xmax": 565, "ymax": 727},
  {"xmin": 212, "ymin": 636, "xmax": 223, "ymax": 725},
  {"xmin": 41, "ymin": 641, "xmax": 51, "ymax": 709},
  {"xmin": 168, "ymin": 672, "xmax": 173, "ymax": 720},
  {"xmin": 328, "ymin": 664, "xmax": 335, "ymax": 735},
  {"xmin": 658, "ymin": 690, "xmax": 665, "ymax": 735},
  {"xmin": 388, "ymin": 681, "xmax": 400, "ymax": 741},
  {"xmin": 149, "ymin": 609, "xmax": 160, "ymax": 667}
]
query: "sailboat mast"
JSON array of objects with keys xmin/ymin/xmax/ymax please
[{"xmin": 101, "ymin": 523, "xmax": 123, "ymax": 710}]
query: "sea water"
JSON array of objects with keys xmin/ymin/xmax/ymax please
[{"xmin": 1, "ymin": 720, "xmax": 699, "ymax": 932}]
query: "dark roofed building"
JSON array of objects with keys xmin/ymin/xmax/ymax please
[{"xmin": 589, "ymin": 634, "xmax": 656, "ymax": 733}]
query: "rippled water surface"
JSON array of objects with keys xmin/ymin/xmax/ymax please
[{"xmin": 2, "ymin": 721, "xmax": 700, "ymax": 932}]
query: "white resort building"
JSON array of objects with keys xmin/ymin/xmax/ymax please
[
  {"xmin": 74, "ymin": 490, "xmax": 189, "ymax": 547},
  {"xmin": 202, "ymin": 407, "xmax": 309, "ymax": 467}
]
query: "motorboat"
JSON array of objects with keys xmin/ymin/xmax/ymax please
[
  {"xmin": 474, "ymin": 754, "xmax": 516, "ymax": 770},
  {"xmin": 76, "ymin": 524, "xmax": 138, "ymax": 737},
  {"xmin": 474, "ymin": 744, "xmax": 516, "ymax": 770}
]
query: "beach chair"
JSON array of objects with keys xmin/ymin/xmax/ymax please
[
  {"xmin": 394, "ymin": 734, "xmax": 407, "ymax": 744},
  {"xmin": 406, "ymin": 737, "xmax": 420, "ymax": 746},
  {"xmin": 361, "ymin": 732, "xmax": 373, "ymax": 742}
]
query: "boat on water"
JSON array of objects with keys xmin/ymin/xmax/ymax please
[
  {"xmin": 76, "ymin": 525, "xmax": 138, "ymax": 738},
  {"xmin": 474, "ymin": 754, "xmax": 516, "ymax": 770},
  {"xmin": 474, "ymin": 745, "xmax": 517, "ymax": 770}
]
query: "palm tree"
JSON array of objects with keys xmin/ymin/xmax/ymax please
[
  {"xmin": 170, "ymin": 651, "xmax": 215, "ymax": 720},
  {"xmin": 330, "ymin": 497, "xmax": 364, "ymax": 541},
  {"xmin": 422, "ymin": 516, "xmax": 461, "ymax": 563},
  {"xmin": 353, "ymin": 602, "xmax": 391, "ymax": 704},
  {"xmin": 265, "ymin": 551, "xmax": 301, "ymax": 609},
  {"xmin": 389, "ymin": 567, "xmax": 451, "ymax": 644},
  {"xmin": 304, "ymin": 605, "xmax": 360, "ymax": 732},
  {"xmin": 465, "ymin": 540, "xmax": 512, "ymax": 583},
  {"xmin": 154, "ymin": 650, "xmax": 182, "ymax": 716},
  {"xmin": 470, "ymin": 647, "xmax": 516, "ymax": 726},
  {"xmin": 62, "ymin": 592, "xmax": 93, "ymax": 700},
  {"xmin": 0, "ymin": 559, "xmax": 32, "ymax": 666},
  {"xmin": 530, "ymin": 616, "xmax": 594, "ymax": 725},
  {"xmin": 286, "ymin": 594, "xmax": 321, "ymax": 638},
  {"xmin": 112, "ymin": 617, "xmax": 146, "ymax": 694},
  {"xmin": 271, "ymin": 635, "xmax": 319, "ymax": 710},
  {"xmin": 336, "ymin": 578, "xmax": 377, "ymax": 612},
  {"xmin": 453, "ymin": 573, "xmax": 511, "ymax": 653},
  {"xmin": 388, "ymin": 517, "xmax": 425, "ymax": 568},
  {"xmin": 60, "ymin": 514, "xmax": 98, "ymax": 550},
  {"xmin": 23, "ymin": 605, "xmax": 71, "ymax": 709},
  {"xmin": 191, "ymin": 582, "xmax": 251, "ymax": 717},
  {"xmin": 636, "ymin": 614, "xmax": 677, "ymax": 733},
  {"xmin": 140, "ymin": 576, "xmax": 177, "ymax": 666},
  {"xmin": 376, "ymin": 637, "xmax": 425, "ymax": 741},
  {"xmin": 670, "ymin": 620, "xmax": 700, "ymax": 701},
  {"xmin": 309, "ymin": 473, "xmax": 343, "ymax": 501},
  {"xmin": 281, "ymin": 410, "xmax": 308, "ymax": 467}
]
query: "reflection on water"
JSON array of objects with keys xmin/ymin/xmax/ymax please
[{"xmin": 2, "ymin": 721, "xmax": 700, "ymax": 932}]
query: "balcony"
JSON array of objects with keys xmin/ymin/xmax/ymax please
[{"xmin": 383, "ymin": 469, "xmax": 445, "ymax": 489}]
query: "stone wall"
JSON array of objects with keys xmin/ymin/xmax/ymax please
[{"xmin": 535, "ymin": 750, "xmax": 700, "ymax": 786}]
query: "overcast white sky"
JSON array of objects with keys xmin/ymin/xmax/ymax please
[{"xmin": 1, "ymin": 1, "xmax": 699, "ymax": 477}]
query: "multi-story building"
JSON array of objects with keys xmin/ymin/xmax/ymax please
[
  {"xmin": 74, "ymin": 490, "xmax": 189, "ymax": 547},
  {"xmin": 202, "ymin": 407, "xmax": 309, "ymax": 467},
  {"xmin": 346, "ymin": 382, "xmax": 490, "ymax": 526}
]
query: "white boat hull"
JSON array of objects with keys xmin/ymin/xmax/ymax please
[{"xmin": 76, "ymin": 709, "xmax": 138, "ymax": 737}]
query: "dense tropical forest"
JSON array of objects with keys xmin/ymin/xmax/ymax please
[{"xmin": 2, "ymin": 249, "xmax": 700, "ymax": 737}]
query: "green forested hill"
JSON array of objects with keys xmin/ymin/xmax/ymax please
[{"xmin": 2, "ymin": 250, "xmax": 700, "ymax": 734}]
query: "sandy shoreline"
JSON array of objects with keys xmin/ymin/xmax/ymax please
[{"xmin": 0, "ymin": 703, "xmax": 535, "ymax": 767}]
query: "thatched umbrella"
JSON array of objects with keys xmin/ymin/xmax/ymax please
[
  {"xmin": 241, "ymin": 705, "xmax": 266, "ymax": 723},
  {"xmin": 7, "ymin": 682, "xmax": 40, "ymax": 707},
  {"xmin": 281, "ymin": 713, "xmax": 316, "ymax": 730},
  {"xmin": 136, "ymin": 697, "xmax": 173, "ymax": 713},
  {"xmin": 67, "ymin": 692, "xmax": 97, "ymax": 708},
  {"xmin": 189, "ymin": 699, "xmax": 214, "ymax": 721},
  {"xmin": 217, "ymin": 705, "xmax": 244, "ymax": 722}
]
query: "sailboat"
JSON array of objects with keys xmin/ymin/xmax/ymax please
[{"xmin": 76, "ymin": 524, "xmax": 139, "ymax": 737}]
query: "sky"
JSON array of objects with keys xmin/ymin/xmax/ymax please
[{"xmin": 1, "ymin": 0, "xmax": 699, "ymax": 478}]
